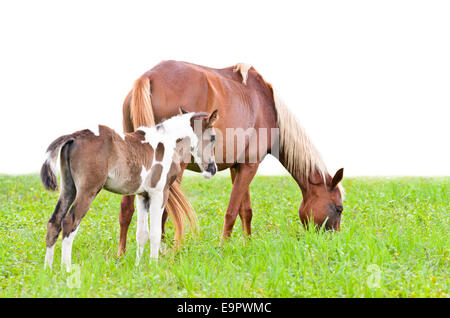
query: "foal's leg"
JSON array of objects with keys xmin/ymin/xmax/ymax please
[
  {"xmin": 60, "ymin": 190, "xmax": 97, "ymax": 272},
  {"xmin": 45, "ymin": 192, "xmax": 75, "ymax": 269},
  {"xmin": 149, "ymin": 190, "xmax": 166, "ymax": 259},
  {"xmin": 135, "ymin": 194, "xmax": 150, "ymax": 265},
  {"xmin": 222, "ymin": 163, "xmax": 259, "ymax": 241},
  {"xmin": 45, "ymin": 143, "xmax": 76, "ymax": 269},
  {"xmin": 230, "ymin": 167, "xmax": 253, "ymax": 236}
]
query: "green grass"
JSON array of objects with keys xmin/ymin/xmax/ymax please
[{"xmin": 0, "ymin": 174, "xmax": 448, "ymax": 297}]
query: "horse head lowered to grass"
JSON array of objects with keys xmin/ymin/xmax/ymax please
[{"xmin": 41, "ymin": 108, "xmax": 218, "ymax": 271}]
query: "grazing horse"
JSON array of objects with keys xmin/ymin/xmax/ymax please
[
  {"xmin": 118, "ymin": 60, "xmax": 344, "ymax": 255},
  {"xmin": 40, "ymin": 109, "xmax": 218, "ymax": 270}
]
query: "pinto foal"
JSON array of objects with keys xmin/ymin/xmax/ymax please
[{"xmin": 41, "ymin": 109, "xmax": 218, "ymax": 271}]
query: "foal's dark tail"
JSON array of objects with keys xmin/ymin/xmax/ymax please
[{"xmin": 40, "ymin": 135, "xmax": 74, "ymax": 191}]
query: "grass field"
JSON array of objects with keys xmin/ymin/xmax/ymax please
[{"xmin": 0, "ymin": 174, "xmax": 448, "ymax": 297}]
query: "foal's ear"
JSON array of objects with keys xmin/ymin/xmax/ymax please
[
  {"xmin": 208, "ymin": 109, "xmax": 219, "ymax": 127},
  {"xmin": 331, "ymin": 168, "xmax": 344, "ymax": 189},
  {"xmin": 179, "ymin": 106, "xmax": 189, "ymax": 115}
]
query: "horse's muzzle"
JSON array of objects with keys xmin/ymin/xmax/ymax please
[
  {"xmin": 325, "ymin": 204, "xmax": 342, "ymax": 231},
  {"xmin": 202, "ymin": 162, "xmax": 217, "ymax": 179}
]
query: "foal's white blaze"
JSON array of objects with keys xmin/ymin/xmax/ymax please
[
  {"xmin": 191, "ymin": 144, "xmax": 204, "ymax": 172},
  {"xmin": 44, "ymin": 244, "xmax": 55, "ymax": 269},
  {"xmin": 61, "ymin": 227, "xmax": 79, "ymax": 272}
]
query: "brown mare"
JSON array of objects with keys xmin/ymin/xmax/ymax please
[
  {"xmin": 41, "ymin": 109, "xmax": 218, "ymax": 270},
  {"xmin": 118, "ymin": 60, "xmax": 344, "ymax": 256}
]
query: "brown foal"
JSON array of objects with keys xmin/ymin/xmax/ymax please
[{"xmin": 41, "ymin": 109, "xmax": 218, "ymax": 270}]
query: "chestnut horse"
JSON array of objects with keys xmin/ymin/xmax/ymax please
[{"xmin": 118, "ymin": 60, "xmax": 344, "ymax": 256}]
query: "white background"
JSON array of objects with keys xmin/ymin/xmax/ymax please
[{"xmin": 0, "ymin": 0, "xmax": 449, "ymax": 176}]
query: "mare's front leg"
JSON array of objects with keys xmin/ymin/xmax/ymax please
[
  {"xmin": 222, "ymin": 163, "xmax": 259, "ymax": 241},
  {"xmin": 230, "ymin": 167, "xmax": 253, "ymax": 236}
]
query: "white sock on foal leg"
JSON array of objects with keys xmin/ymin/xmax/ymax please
[
  {"xmin": 61, "ymin": 227, "xmax": 79, "ymax": 272},
  {"xmin": 44, "ymin": 244, "xmax": 55, "ymax": 269},
  {"xmin": 135, "ymin": 195, "xmax": 149, "ymax": 265},
  {"xmin": 149, "ymin": 191, "xmax": 164, "ymax": 260}
]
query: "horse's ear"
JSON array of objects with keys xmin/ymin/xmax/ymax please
[
  {"xmin": 331, "ymin": 168, "xmax": 344, "ymax": 189},
  {"xmin": 208, "ymin": 109, "xmax": 219, "ymax": 127},
  {"xmin": 179, "ymin": 106, "xmax": 188, "ymax": 115}
]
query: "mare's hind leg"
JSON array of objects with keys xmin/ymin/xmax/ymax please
[
  {"xmin": 45, "ymin": 143, "xmax": 76, "ymax": 269},
  {"xmin": 135, "ymin": 194, "xmax": 150, "ymax": 265},
  {"xmin": 60, "ymin": 189, "xmax": 98, "ymax": 272},
  {"xmin": 117, "ymin": 195, "xmax": 135, "ymax": 257}
]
